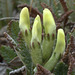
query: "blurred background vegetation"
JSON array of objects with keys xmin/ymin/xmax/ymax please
[
  {"xmin": 0, "ymin": 0, "xmax": 75, "ymax": 29},
  {"xmin": 0, "ymin": 0, "xmax": 75, "ymax": 75}
]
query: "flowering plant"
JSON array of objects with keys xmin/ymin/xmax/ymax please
[{"xmin": 18, "ymin": 7, "xmax": 66, "ymax": 74}]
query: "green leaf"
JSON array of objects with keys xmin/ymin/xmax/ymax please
[
  {"xmin": 54, "ymin": 61, "xmax": 68, "ymax": 75},
  {"xmin": 5, "ymin": 29, "xmax": 33, "ymax": 74},
  {"xmin": 18, "ymin": 37, "xmax": 33, "ymax": 75},
  {"xmin": 20, "ymin": 49, "xmax": 33, "ymax": 75},
  {"xmin": 0, "ymin": 46, "xmax": 17, "ymax": 63},
  {"xmin": 6, "ymin": 68, "xmax": 12, "ymax": 75},
  {"xmin": 66, "ymin": 32, "xmax": 70, "ymax": 44},
  {"xmin": 8, "ymin": 21, "xmax": 20, "ymax": 43}
]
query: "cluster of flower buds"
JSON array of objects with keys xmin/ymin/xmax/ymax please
[{"xmin": 19, "ymin": 7, "xmax": 65, "ymax": 71}]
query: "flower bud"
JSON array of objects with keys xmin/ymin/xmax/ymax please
[
  {"xmin": 42, "ymin": 8, "xmax": 56, "ymax": 61},
  {"xmin": 43, "ymin": 8, "xmax": 56, "ymax": 34},
  {"xmin": 19, "ymin": 7, "xmax": 31, "ymax": 47},
  {"xmin": 19, "ymin": 7, "xmax": 30, "ymax": 35},
  {"xmin": 44, "ymin": 29, "xmax": 65, "ymax": 71},
  {"xmin": 31, "ymin": 15, "xmax": 42, "ymax": 65},
  {"xmin": 31, "ymin": 15, "xmax": 42, "ymax": 45}
]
